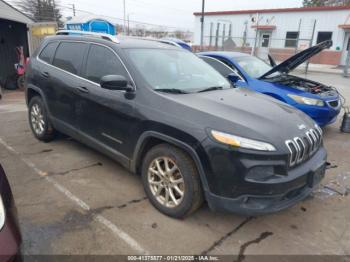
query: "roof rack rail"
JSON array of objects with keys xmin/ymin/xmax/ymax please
[
  {"xmin": 56, "ymin": 30, "xmax": 120, "ymax": 44},
  {"xmin": 119, "ymin": 35, "xmax": 182, "ymax": 48}
]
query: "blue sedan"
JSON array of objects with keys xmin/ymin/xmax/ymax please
[{"xmin": 199, "ymin": 41, "xmax": 341, "ymax": 127}]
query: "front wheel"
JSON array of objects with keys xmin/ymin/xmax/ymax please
[
  {"xmin": 141, "ymin": 144, "xmax": 203, "ymax": 218},
  {"xmin": 28, "ymin": 96, "xmax": 56, "ymax": 142}
]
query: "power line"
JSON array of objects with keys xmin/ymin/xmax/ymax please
[{"xmin": 5, "ymin": 0, "xmax": 191, "ymax": 30}]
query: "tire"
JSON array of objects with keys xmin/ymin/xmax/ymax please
[
  {"xmin": 28, "ymin": 96, "xmax": 56, "ymax": 142},
  {"xmin": 17, "ymin": 75, "xmax": 25, "ymax": 90},
  {"xmin": 141, "ymin": 144, "xmax": 203, "ymax": 218},
  {"xmin": 4, "ymin": 75, "xmax": 17, "ymax": 90}
]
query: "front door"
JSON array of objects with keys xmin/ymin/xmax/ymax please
[
  {"xmin": 78, "ymin": 43, "xmax": 136, "ymax": 158},
  {"xmin": 257, "ymin": 32, "xmax": 272, "ymax": 60},
  {"xmin": 341, "ymin": 32, "xmax": 350, "ymax": 66}
]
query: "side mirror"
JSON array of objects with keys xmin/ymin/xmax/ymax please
[
  {"xmin": 227, "ymin": 73, "xmax": 240, "ymax": 83},
  {"xmin": 100, "ymin": 75, "xmax": 133, "ymax": 91}
]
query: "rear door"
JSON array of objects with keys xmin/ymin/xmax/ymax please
[
  {"xmin": 77, "ymin": 43, "xmax": 136, "ymax": 157},
  {"xmin": 48, "ymin": 41, "xmax": 88, "ymax": 130}
]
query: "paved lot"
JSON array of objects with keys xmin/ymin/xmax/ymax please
[{"xmin": 0, "ymin": 72, "xmax": 350, "ymax": 257}]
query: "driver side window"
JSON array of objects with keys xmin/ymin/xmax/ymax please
[
  {"xmin": 201, "ymin": 56, "xmax": 238, "ymax": 78},
  {"xmin": 84, "ymin": 44, "xmax": 128, "ymax": 84}
]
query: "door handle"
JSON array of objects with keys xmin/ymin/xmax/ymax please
[
  {"xmin": 41, "ymin": 72, "xmax": 50, "ymax": 78},
  {"xmin": 76, "ymin": 86, "xmax": 89, "ymax": 94}
]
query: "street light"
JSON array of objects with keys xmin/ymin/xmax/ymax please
[{"xmin": 128, "ymin": 13, "xmax": 135, "ymax": 36}]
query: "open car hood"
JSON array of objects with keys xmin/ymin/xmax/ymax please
[{"xmin": 259, "ymin": 40, "xmax": 332, "ymax": 79}]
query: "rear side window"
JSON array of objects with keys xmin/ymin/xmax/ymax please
[
  {"xmin": 39, "ymin": 42, "xmax": 58, "ymax": 64},
  {"xmin": 84, "ymin": 44, "xmax": 128, "ymax": 84},
  {"xmin": 53, "ymin": 42, "xmax": 87, "ymax": 75}
]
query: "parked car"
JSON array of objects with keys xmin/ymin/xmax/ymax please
[
  {"xmin": 199, "ymin": 40, "xmax": 341, "ymax": 127},
  {"xmin": 0, "ymin": 164, "xmax": 21, "ymax": 260},
  {"xmin": 159, "ymin": 38, "xmax": 192, "ymax": 52},
  {"xmin": 25, "ymin": 32, "xmax": 327, "ymax": 218}
]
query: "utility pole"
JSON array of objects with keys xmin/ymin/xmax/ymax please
[
  {"xmin": 72, "ymin": 4, "xmax": 76, "ymax": 16},
  {"xmin": 127, "ymin": 14, "xmax": 130, "ymax": 35},
  {"xmin": 200, "ymin": 0, "xmax": 205, "ymax": 51},
  {"xmin": 252, "ymin": 13, "xmax": 259, "ymax": 56},
  {"xmin": 123, "ymin": 0, "xmax": 127, "ymax": 34}
]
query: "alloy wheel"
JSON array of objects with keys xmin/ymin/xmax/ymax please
[
  {"xmin": 30, "ymin": 103, "xmax": 45, "ymax": 135},
  {"xmin": 147, "ymin": 157, "xmax": 185, "ymax": 208}
]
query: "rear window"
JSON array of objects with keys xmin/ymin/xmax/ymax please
[
  {"xmin": 53, "ymin": 42, "xmax": 87, "ymax": 75},
  {"xmin": 39, "ymin": 42, "xmax": 59, "ymax": 64}
]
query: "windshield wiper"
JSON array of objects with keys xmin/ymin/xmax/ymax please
[
  {"xmin": 155, "ymin": 88, "xmax": 189, "ymax": 94},
  {"xmin": 198, "ymin": 86, "xmax": 223, "ymax": 93}
]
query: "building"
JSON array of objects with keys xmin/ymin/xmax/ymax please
[
  {"xmin": 65, "ymin": 15, "xmax": 118, "ymax": 35},
  {"xmin": 0, "ymin": 0, "xmax": 33, "ymax": 87},
  {"xmin": 193, "ymin": 6, "xmax": 350, "ymax": 65}
]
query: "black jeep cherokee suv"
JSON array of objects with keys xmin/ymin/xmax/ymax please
[{"xmin": 25, "ymin": 33, "xmax": 327, "ymax": 218}]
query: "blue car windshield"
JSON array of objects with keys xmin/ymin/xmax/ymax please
[
  {"xmin": 235, "ymin": 56, "xmax": 280, "ymax": 79},
  {"xmin": 126, "ymin": 49, "xmax": 231, "ymax": 93}
]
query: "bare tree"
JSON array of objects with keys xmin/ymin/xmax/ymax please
[
  {"xmin": 303, "ymin": 0, "xmax": 350, "ymax": 6},
  {"xmin": 16, "ymin": 0, "xmax": 63, "ymax": 27}
]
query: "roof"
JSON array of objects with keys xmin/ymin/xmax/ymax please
[
  {"xmin": 198, "ymin": 51, "xmax": 250, "ymax": 59},
  {"xmin": 0, "ymin": 0, "xmax": 34, "ymax": 24},
  {"xmin": 193, "ymin": 5, "xmax": 350, "ymax": 16},
  {"xmin": 66, "ymin": 14, "xmax": 119, "ymax": 25},
  {"xmin": 44, "ymin": 34, "xmax": 182, "ymax": 50}
]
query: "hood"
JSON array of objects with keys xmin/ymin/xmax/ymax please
[
  {"xmin": 260, "ymin": 40, "xmax": 332, "ymax": 79},
  {"xmin": 162, "ymin": 88, "xmax": 316, "ymax": 150}
]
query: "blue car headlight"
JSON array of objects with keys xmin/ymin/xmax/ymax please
[{"xmin": 288, "ymin": 94, "xmax": 324, "ymax": 107}]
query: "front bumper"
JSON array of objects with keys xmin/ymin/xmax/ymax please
[
  {"xmin": 0, "ymin": 216, "xmax": 21, "ymax": 260},
  {"xmin": 201, "ymin": 140, "xmax": 327, "ymax": 215},
  {"xmin": 295, "ymin": 103, "xmax": 341, "ymax": 127}
]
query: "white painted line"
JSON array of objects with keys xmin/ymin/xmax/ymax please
[{"xmin": 0, "ymin": 137, "xmax": 149, "ymax": 255}]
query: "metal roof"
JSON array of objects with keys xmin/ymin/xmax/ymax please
[
  {"xmin": 0, "ymin": 0, "xmax": 33, "ymax": 24},
  {"xmin": 193, "ymin": 5, "xmax": 350, "ymax": 16}
]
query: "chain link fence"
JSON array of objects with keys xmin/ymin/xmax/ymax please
[{"xmin": 194, "ymin": 19, "xmax": 320, "ymax": 74}]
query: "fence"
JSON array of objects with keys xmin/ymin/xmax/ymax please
[{"xmin": 193, "ymin": 19, "xmax": 321, "ymax": 74}]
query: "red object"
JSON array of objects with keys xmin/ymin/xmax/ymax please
[
  {"xmin": 251, "ymin": 25, "xmax": 276, "ymax": 30},
  {"xmin": 0, "ymin": 164, "xmax": 21, "ymax": 261},
  {"xmin": 193, "ymin": 5, "xmax": 350, "ymax": 16}
]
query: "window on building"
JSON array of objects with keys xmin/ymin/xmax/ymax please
[
  {"xmin": 85, "ymin": 44, "xmax": 128, "ymax": 84},
  {"xmin": 39, "ymin": 42, "xmax": 59, "ymax": 64},
  {"xmin": 316, "ymin": 32, "xmax": 333, "ymax": 46},
  {"xmin": 285, "ymin": 32, "xmax": 299, "ymax": 48},
  {"xmin": 53, "ymin": 42, "xmax": 87, "ymax": 75}
]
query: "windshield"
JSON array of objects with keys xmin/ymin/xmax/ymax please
[
  {"xmin": 126, "ymin": 49, "xmax": 231, "ymax": 93},
  {"xmin": 235, "ymin": 56, "xmax": 279, "ymax": 78}
]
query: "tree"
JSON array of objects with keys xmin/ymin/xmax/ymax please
[
  {"xmin": 16, "ymin": 0, "xmax": 63, "ymax": 27},
  {"xmin": 303, "ymin": 0, "xmax": 350, "ymax": 6}
]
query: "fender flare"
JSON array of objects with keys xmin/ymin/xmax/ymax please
[
  {"xmin": 26, "ymin": 84, "xmax": 52, "ymax": 117},
  {"xmin": 131, "ymin": 131, "xmax": 210, "ymax": 192}
]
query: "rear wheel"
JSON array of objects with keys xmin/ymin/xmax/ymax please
[
  {"xmin": 28, "ymin": 96, "xmax": 56, "ymax": 142},
  {"xmin": 141, "ymin": 144, "xmax": 203, "ymax": 218}
]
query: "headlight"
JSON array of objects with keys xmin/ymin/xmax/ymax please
[
  {"xmin": 0, "ymin": 195, "xmax": 5, "ymax": 230},
  {"xmin": 211, "ymin": 130, "xmax": 276, "ymax": 151},
  {"xmin": 288, "ymin": 94, "xmax": 324, "ymax": 107}
]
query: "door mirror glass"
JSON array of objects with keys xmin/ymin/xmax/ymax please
[
  {"xmin": 100, "ymin": 75, "xmax": 133, "ymax": 91},
  {"xmin": 227, "ymin": 73, "xmax": 240, "ymax": 83}
]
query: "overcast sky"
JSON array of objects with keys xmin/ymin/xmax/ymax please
[{"xmin": 58, "ymin": 0, "xmax": 303, "ymax": 30}]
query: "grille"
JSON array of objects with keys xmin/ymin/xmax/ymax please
[
  {"xmin": 327, "ymin": 100, "xmax": 340, "ymax": 109},
  {"xmin": 285, "ymin": 126, "xmax": 323, "ymax": 167}
]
